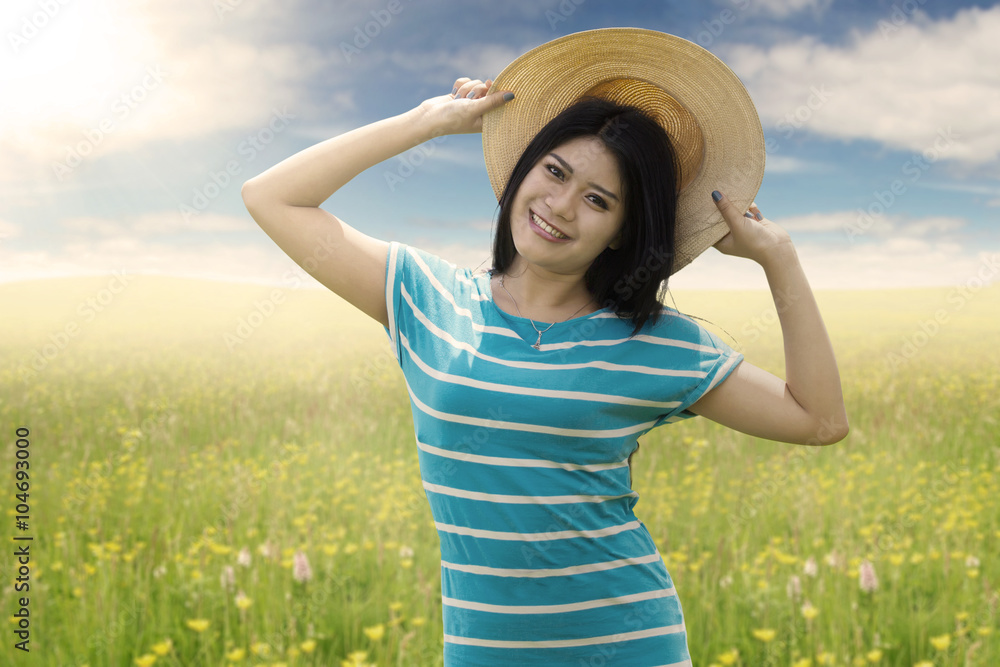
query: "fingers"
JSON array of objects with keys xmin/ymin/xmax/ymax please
[{"xmin": 452, "ymin": 78, "xmax": 492, "ymax": 100}]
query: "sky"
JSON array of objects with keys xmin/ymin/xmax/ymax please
[{"xmin": 1, "ymin": 0, "xmax": 998, "ymax": 291}]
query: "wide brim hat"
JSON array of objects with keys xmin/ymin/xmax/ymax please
[{"xmin": 481, "ymin": 27, "xmax": 765, "ymax": 275}]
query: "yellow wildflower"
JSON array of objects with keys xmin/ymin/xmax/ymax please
[
  {"xmin": 225, "ymin": 648, "xmax": 245, "ymax": 661},
  {"xmin": 752, "ymin": 628, "xmax": 776, "ymax": 642},
  {"xmin": 300, "ymin": 639, "xmax": 317, "ymax": 654},
  {"xmin": 250, "ymin": 641, "xmax": 270, "ymax": 656},
  {"xmin": 185, "ymin": 619, "xmax": 210, "ymax": 633},
  {"xmin": 717, "ymin": 649, "xmax": 738, "ymax": 665},
  {"xmin": 866, "ymin": 648, "xmax": 882, "ymax": 662},
  {"xmin": 801, "ymin": 603, "xmax": 820, "ymax": 620},
  {"xmin": 977, "ymin": 627, "xmax": 993, "ymax": 636},
  {"xmin": 792, "ymin": 658, "xmax": 812, "ymax": 667},
  {"xmin": 363, "ymin": 624, "xmax": 385, "ymax": 641},
  {"xmin": 134, "ymin": 655, "xmax": 157, "ymax": 667},
  {"xmin": 930, "ymin": 634, "xmax": 951, "ymax": 650},
  {"xmin": 151, "ymin": 639, "xmax": 172, "ymax": 656},
  {"xmin": 410, "ymin": 616, "xmax": 426, "ymax": 627},
  {"xmin": 816, "ymin": 652, "xmax": 836, "ymax": 665}
]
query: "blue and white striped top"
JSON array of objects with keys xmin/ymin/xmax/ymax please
[{"xmin": 383, "ymin": 242, "xmax": 743, "ymax": 666}]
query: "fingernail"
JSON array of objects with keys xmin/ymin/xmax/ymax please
[
  {"xmin": 450, "ymin": 86, "xmax": 458, "ymax": 96},
  {"xmin": 466, "ymin": 91, "xmax": 476, "ymax": 99},
  {"xmin": 744, "ymin": 212, "xmax": 754, "ymax": 218},
  {"xmin": 755, "ymin": 212, "xmax": 763, "ymax": 221},
  {"xmin": 503, "ymin": 91, "xmax": 515, "ymax": 102},
  {"xmin": 712, "ymin": 190, "xmax": 722, "ymax": 202}
]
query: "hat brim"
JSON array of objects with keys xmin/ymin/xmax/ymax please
[{"xmin": 481, "ymin": 27, "xmax": 765, "ymax": 275}]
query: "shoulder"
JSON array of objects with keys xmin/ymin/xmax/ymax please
[{"xmin": 642, "ymin": 306, "xmax": 734, "ymax": 351}]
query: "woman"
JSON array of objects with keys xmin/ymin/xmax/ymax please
[{"xmin": 243, "ymin": 54, "xmax": 847, "ymax": 667}]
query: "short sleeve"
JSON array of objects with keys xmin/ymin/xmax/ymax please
[
  {"xmin": 651, "ymin": 311, "xmax": 744, "ymax": 427},
  {"xmin": 382, "ymin": 241, "xmax": 465, "ymax": 366},
  {"xmin": 383, "ymin": 241, "xmax": 405, "ymax": 363}
]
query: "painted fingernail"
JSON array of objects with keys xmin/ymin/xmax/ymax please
[
  {"xmin": 744, "ymin": 212, "xmax": 754, "ymax": 219},
  {"xmin": 712, "ymin": 190, "xmax": 722, "ymax": 202},
  {"xmin": 755, "ymin": 212, "xmax": 763, "ymax": 221},
  {"xmin": 503, "ymin": 92, "xmax": 515, "ymax": 102},
  {"xmin": 466, "ymin": 91, "xmax": 476, "ymax": 99},
  {"xmin": 451, "ymin": 86, "xmax": 458, "ymax": 96}
]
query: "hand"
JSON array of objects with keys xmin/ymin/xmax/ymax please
[
  {"xmin": 711, "ymin": 190, "xmax": 793, "ymax": 266},
  {"xmin": 415, "ymin": 77, "xmax": 514, "ymax": 137}
]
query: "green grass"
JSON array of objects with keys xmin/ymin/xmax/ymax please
[{"xmin": 1, "ymin": 276, "xmax": 997, "ymax": 666}]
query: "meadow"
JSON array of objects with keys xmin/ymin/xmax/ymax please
[{"xmin": 0, "ymin": 273, "xmax": 997, "ymax": 666}]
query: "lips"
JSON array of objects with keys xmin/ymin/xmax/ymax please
[{"xmin": 530, "ymin": 210, "xmax": 569, "ymax": 240}]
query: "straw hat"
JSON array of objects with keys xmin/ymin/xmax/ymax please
[{"xmin": 481, "ymin": 27, "xmax": 765, "ymax": 274}]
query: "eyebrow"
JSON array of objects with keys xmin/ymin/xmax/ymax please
[{"xmin": 549, "ymin": 152, "xmax": 620, "ymax": 202}]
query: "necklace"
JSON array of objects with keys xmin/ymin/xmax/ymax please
[{"xmin": 498, "ymin": 273, "xmax": 593, "ymax": 350}]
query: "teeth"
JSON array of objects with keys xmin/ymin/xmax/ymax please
[{"xmin": 531, "ymin": 212, "xmax": 567, "ymax": 239}]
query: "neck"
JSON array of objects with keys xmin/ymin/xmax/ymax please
[{"xmin": 498, "ymin": 255, "xmax": 594, "ymax": 315}]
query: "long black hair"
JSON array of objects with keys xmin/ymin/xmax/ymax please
[{"xmin": 491, "ymin": 97, "xmax": 681, "ymax": 338}]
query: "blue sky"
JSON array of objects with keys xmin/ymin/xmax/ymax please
[{"xmin": 2, "ymin": 0, "xmax": 998, "ymax": 290}]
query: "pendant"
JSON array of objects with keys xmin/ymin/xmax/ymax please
[{"xmin": 533, "ymin": 332, "xmax": 543, "ymax": 350}]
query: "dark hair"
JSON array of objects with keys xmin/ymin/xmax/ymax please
[{"xmin": 491, "ymin": 97, "xmax": 680, "ymax": 338}]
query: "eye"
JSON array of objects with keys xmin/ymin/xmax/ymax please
[
  {"xmin": 544, "ymin": 163, "xmax": 564, "ymax": 179},
  {"xmin": 587, "ymin": 194, "xmax": 608, "ymax": 210}
]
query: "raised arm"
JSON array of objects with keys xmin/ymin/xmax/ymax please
[
  {"xmin": 687, "ymin": 191, "xmax": 849, "ymax": 446},
  {"xmin": 240, "ymin": 78, "xmax": 513, "ymax": 327}
]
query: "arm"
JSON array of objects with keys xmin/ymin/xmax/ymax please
[
  {"xmin": 687, "ymin": 192, "xmax": 849, "ymax": 446},
  {"xmin": 240, "ymin": 78, "xmax": 513, "ymax": 327}
]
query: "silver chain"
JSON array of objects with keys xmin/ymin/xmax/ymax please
[{"xmin": 498, "ymin": 273, "xmax": 593, "ymax": 350}]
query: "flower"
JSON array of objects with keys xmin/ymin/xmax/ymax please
[
  {"xmin": 751, "ymin": 628, "xmax": 776, "ymax": 642},
  {"xmin": 300, "ymin": 639, "xmax": 317, "ymax": 653},
  {"xmin": 235, "ymin": 590, "xmax": 252, "ymax": 610},
  {"xmin": 930, "ymin": 634, "xmax": 951, "ymax": 650},
  {"xmin": 965, "ymin": 555, "xmax": 980, "ymax": 568},
  {"xmin": 293, "ymin": 550, "xmax": 312, "ymax": 583},
  {"xmin": 913, "ymin": 662, "xmax": 934, "ymax": 667},
  {"xmin": 801, "ymin": 602, "xmax": 820, "ymax": 620},
  {"xmin": 866, "ymin": 648, "xmax": 882, "ymax": 662},
  {"xmin": 221, "ymin": 565, "xmax": 236, "ymax": 590},
  {"xmin": 816, "ymin": 652, "xmax": 836, "ymax": 665},
  {"xmin": 237, "ymin": 547, "xmax": 252, "ymax": 567},
  {"xmin": 225, "ymin": 648, "xmax": 246, "ymax": 661},
  {"xmin": 792, "ymin": 659, "xmax": 812, "ymax": 667},
  {"xmin": 185, "ymin": 619, "xmax": 210, "ymax": 633},
  {"xmin": 803, "ymin": 556, "xmax": 818, "ymax": 577},
  {"xmin": 718, "ymin": 574, "xmax": 733, "ymax": 588},
  {"xmin": 363, "ymin": 624, "xmax": 385, "ymax": 641},
  {"xmin": 399, "ymin": 545, "xmax": 414, "ymax": 558},
  {"xmin": 717, "ymin": 649, "xmax": 739, "ymax": 665},
  {"xmin": 134, "ymin": 655, "xmax": 157, "ymax": 667},
  {"xmin": 787, "ymin": 575, "xmax": 802, "ymax": 600},
  {"xmin": 859, "ymin": 560, "xmax": 878, "ymax": 593},
  {"xmin": 150, "ymin": 640, "xmax": 172, "ymax": 656},
  {"xmin": 250, "ymin": 642, "xmax": 270, "ymax": 656}
]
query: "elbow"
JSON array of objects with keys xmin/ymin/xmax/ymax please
[{"xmin": 811, "ymin": 411, "xmax": 850, "ymax": 446}]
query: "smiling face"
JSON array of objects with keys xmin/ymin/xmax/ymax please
[{"xmin": 508, "ymin": 135, "xmax": 627, "ymax": 278}]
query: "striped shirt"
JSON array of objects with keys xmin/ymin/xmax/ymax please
[{"xmin": 383, "ymin": 242, "xmax": 743, "ymax": 666}]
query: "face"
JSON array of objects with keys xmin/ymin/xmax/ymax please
[{"xmin": 508, "ymin": 136, "xmax": 626, "ymax": 278}]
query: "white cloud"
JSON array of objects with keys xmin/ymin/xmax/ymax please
[
  {"xmin": 764, "ymin": 155, "xmax": 832, "ymax": 174},
  {"xmin": 0, "ymin": 0, "xmax": 334, "ymax": 188},
  {"xmin": 745, "ymin": 0, "xmax": 834, "ymax": 19},
  {"xmin": 727, "ymin": 5, "xmax": 1000, "ymax": 164}
]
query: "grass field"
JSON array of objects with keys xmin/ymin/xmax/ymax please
[{"xmin": 1, "ymin": 274, "xmax": 997, "ymax": 666}]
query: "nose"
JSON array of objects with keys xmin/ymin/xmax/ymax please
[{"xmin": 545, "ymin": 184, "xmax": 575, "ymax": 221}]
